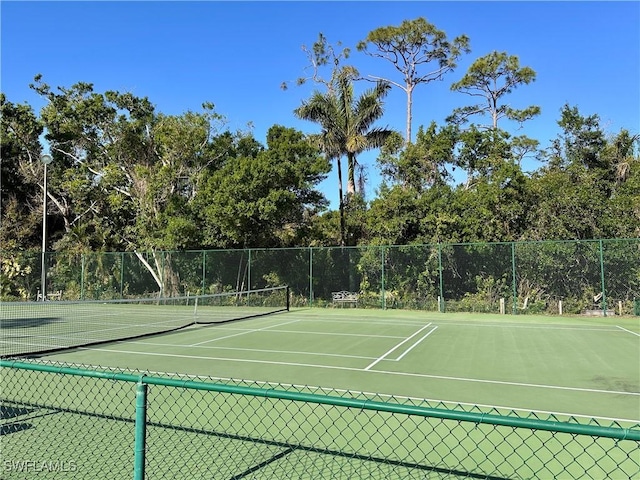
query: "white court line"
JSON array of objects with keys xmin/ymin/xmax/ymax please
[
  {"xmin": 299, "ymin": 318, "xmax": 431, "ymax": 327},
  {"xmin": 126, "ymin": 367, "xmax": 638, "ymax": 424},
  {"xmin": 438, "ymin": 322, "xmax": 622, "ymax": 332},
  {"xmin": 189, "ymin": 318, "xmax": 303, "ymax": 346},
  {"xmin": 394, "ymin": 326, "xmax": 438, "ymax": 362},
  {"xmin": 364, "ymin": 323, "xmax": 433, "ymax": 371},
  {"xmin": 616, "ymin": 325, "xmax": 640, "ymax": 337},
  {"xmin": 195, "ymin": 327, "xmax": 405, "ymax": 339},
  {"xmin": 81, "ymin": 347, "xmax": 640, "ymax": 398},
  {"xmin": 122, "ymin": 341, "xmax": 377, "ymax": 360}
]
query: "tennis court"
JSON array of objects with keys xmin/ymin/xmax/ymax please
[
  {"xmin": 15, "ymin": 306, "xmax": 639, "ymax": 422},
  {"xmin": 2, "ymin": 299, "xmax": 640, "ymax": 479}
]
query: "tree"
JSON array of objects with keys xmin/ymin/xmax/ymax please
[
  {"xmin": 525, "ymin": 167, "xmax": 606, "ymax": 240},
  {"xmin": 604, "ymin": 135, "xmax": 640, "ymax": 237},
  {"xmin": 547, "ymin": 104, "xmax": 607, "ymax": 171},
  {"xmin": 0, "ymin": 94, "xmax": 44, "ymax": 250},
  {"xmin": 527, "ymin": 106, "xmax": 637, "ymax": 240},
  {"xmin": 195, "ymin": 125, "xmax": 330, "ymax": 248},
  {"xmin": 377, "ymin": 122, "xmax": 458, "ymax": 192},
  {"xmin": 287, "ymin": 34, "xmax": 357, "ymax": 246},
  {"xmin": 357, "ymin": 17, "xmax": 470, "ymax": 144},
  {"xmin": 450, "ymin": 161, "xmax": 531, "ymax": 242},
  {"xmin": 296, "ymin": 72, "xmax": 396, "ymax": 194},
  {"xmin": 281, "ymin": 32, "xmax": 356, "ymax": 93},
  {"xmin": 607, "ymin": 129, "xmax": 639, "ymax": 186},
  {"xmin": 454, "ymin": 125, "xmax": 512, "ymax": 186},
  {"xmin": 295, "ymin": 71, "xmax": 397, "ymax": 244},
  {"xmin": 449, "ymin": 51, "xmax": 540, "ymax": 129},
  {"xmin": 30, "ymin": 76, "xmax": 228, "ymax": 294}
]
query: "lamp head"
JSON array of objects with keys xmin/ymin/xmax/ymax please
[{"xmin": 40, "ymin": 154, "xmax": 53, "ymax": 165}]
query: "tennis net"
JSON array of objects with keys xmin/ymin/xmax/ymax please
[{"xmin": 0, "ymin": 286, "xmax": 289, "ymax": 358}]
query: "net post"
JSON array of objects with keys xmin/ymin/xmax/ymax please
[{"xmin": 286, "ymin": 285, "xmax": 290, "ymax": 311}]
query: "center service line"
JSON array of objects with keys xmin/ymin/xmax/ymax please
[
  {"xmin": 364, "ymin": 323, "xmax": 432, "ymax": 371},
  {"xmin": 393, "ymin": 326, "xmax": 438, "ymax": 362},
  {"xmin": 189, "ymin": 318, "xmax": 303, "ymax": 346}
]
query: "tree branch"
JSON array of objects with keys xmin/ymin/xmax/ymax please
[{"xmin": 363, "ymin": 75, "xmax": 407, "ymax": 92}]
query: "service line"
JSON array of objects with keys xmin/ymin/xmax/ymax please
[
  {"xmin": 616, "ymin": 325, "xmax": 640, "ymax": 337},
  {"xmin": 364, "ymin": 323, "xmax": 433, "ymax": 371}
]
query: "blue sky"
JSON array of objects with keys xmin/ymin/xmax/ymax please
[{"xmin": 2, "ymin": 1, "xmax": 639, "ymax": 208}]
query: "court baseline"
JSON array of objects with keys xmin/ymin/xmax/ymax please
[{"xmin": 79, "ymin": 346, "xmax": 639, "ymax": 398}]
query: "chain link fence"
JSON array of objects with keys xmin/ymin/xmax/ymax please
[
  {"xmin": 1, "ymin": 359, "xmax": 638, "ymax": 479},
  {"xmin": 2, "ymin": 238, "xmax": 639, "ymax": 315}
]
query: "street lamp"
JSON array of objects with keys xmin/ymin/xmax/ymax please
[{"xmin": 40, "ymin": 153, "xmax": 53, "ymax": 301}]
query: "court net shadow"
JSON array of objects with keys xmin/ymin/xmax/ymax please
[{"xmin": 0, "ymin": 317, "xmax": 64, "ymax": 329}]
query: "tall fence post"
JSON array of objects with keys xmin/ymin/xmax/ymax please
[
  {"xmin": 511, "ymin": 242, "xmax": 517, "ymax": 315},
  {"xmin": 202, "ymin": 250, "xmax": 206, "ymax": 295},
  {"xmin": 120, "ymin": 252, "xmax": 125, "ymax": 299},
  {"xmin": 248, "ymin": 249, "xmax": 252, "ymax": 291},
  {"xmin": 598, "ymin": 239, "xmax": 607, "ymax": 316},
  {"xmin": 133, "ymin": 378, "xmax": 148, "ymax": 480},
  {"xmin": 80, "ymin": 253, "xmax": 85, "ymax": 300},
  {"xmin": 438, "ymin": 243, "xmax": 444, "ymax": 313},
  {"xmin": 160, "ymin": 252, "xmax": 165, "ymax": 298},
  {"xmin": 309, "ymin": 247, "xmax": 313, "ymax": 307},
  {"xmin": 381, "ymin": 246, "xmax": 386, "ymax": 310}
]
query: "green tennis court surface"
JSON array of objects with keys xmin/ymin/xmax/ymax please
[{"xmin": 32, "ymin": 308, "xmax": 640, "ymax": 422}]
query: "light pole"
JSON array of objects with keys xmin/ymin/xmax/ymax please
[{"xmin": 40, "ymin": 153, "xmax": 53, "ymax": 301}]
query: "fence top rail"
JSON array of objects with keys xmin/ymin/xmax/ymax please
[{"xmin": 2, "ymin": 359, "xmax": 638, "ymax": 441}]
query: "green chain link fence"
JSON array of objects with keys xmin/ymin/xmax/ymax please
[
  {"xmin": 1, "ymin": 359, "xmax": 639, "ymax": 479},
  {"xmin": 2, "ymin": 238, "xmax": 640, "ymax": 315}
]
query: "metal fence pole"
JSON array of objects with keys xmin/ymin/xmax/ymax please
[
  {"xmin": 511, "ymin": 242, "xmax": 517, "ymax": 315},
  {"xmin": 381, "ymin": 246, "xmax": 386, "ymax": 310},
  {"xmin": 599, "ymin": 239, "xmax": 607, "ymax": 316},
  {"xmin": 248, "ymin": 249, "xmax": 252, "ymax": 291},
  {"xmin": 309, "ymin": 247, "xmax": 313, "ymax": 307},
  {"xmin": 438, "ymin": 243, "xmax": 444, "ymax": 312},
  {"xmin": 161, "ymin": 253, "xmax": 165, "ymax": 298},
  {"xmin": 120, "ymin": 252, "xmax": 125, "ymax": 299},
  {"xmin": 202, "ymin": 250, "xmax": 206, "ymax": 295},
  {"xmin": 133, "ymin": 379, "xmax": 148, "ymax": 480},
  {"xmin": 80, "ymin": 253, "xmax": 85, "ymax": 301}
]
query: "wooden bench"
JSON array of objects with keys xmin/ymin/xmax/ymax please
[
  {"xmin": 36, "ymin": 290, "xmax": 63, "ymax": 301},
  {"xmin": 332, "ymin": 291, "xmax": 359, "ymax": 307}
]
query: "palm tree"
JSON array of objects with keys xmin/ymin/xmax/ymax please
[
  {"xmin": 611, "ymin": 130, "xmax": 639, "ymax": 185},
  {"xmin": 295, "ymin": 71, "xmax": 396, "ymax": 244},
  {"xmin": 307, "ymin": 129, "xmax": 347, "ymax": 245}
]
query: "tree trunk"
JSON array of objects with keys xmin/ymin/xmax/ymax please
[
  {"xmin": 346, "ymin": 152, "xmax": 357, "ymax": 195},
  {"xmin": 406, "ymin": 84, "xmax": 414, "ymax": 144},
  {"xmin": 336, "ymin": 157, "xmax": 346, "ymax": 247}
]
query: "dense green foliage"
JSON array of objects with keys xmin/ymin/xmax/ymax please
[{"xmin": 1, "ymin": 17, "xmax": 638, "ymax": 304}]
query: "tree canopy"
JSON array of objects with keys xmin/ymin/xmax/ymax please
[
  {"xmin": 357, "ymin": 17, "xmax": 470, "ymax": 143},
  {"xmin": 2, "ymin": 17, "xmax": 638, "ymax": 266}
]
